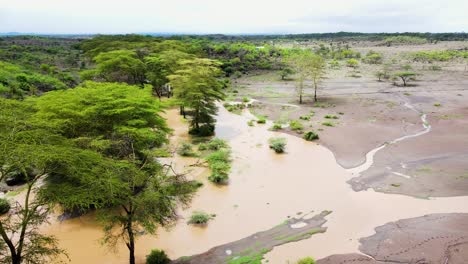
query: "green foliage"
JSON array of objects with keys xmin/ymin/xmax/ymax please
[
  {"xmin": 206, "ymin": 138, "xmax": 229, "ymax": 150},
  {"xmin": 271, "ymin": 123, "xmax": 282, "ymax": 131},
  {"xmin": 384, "ymin": 36, "xmax": 427, "ymax": 45},
  {"xmin": 146, "ymin": 249, "xmax": 171, "ymax": 264},
  {"xmin": 268, "ymin": 137, "xmax": 287, "ymax": 153},
  {"xmin": 177, "ymin": 142, "xmax": 196, "ymax": 156},
  {"xmin": 289, "ymin": 120, "xmax": 304, "ymax": 131},
  {"xmin": 322, "ymin": 121, "xmax": 335, "ymax": 127},
  {"xmin": 227, "ymin": 248, "xmax": 271, "ymax": 264},
  {"xmin": 393, "ymin": 71, "xmax": 417, "ymax": 86},
  {"xmin": 346, "ymin": 59, "xmax": 359, "ymax": 68},
  {"xmin": 303, "ymin": 131, "xmax": 319, "ymax": 141},
  {"xmin": 169, "ymin": 59, "xmax": 225, "ymax": 136},
  {"xmin": 329, "ymin": 59, "xmax": 340, "ymax": 69},
  {"xmin": 0, "ymin": 198, "xmax": 10, "ymax": 215},
  {"xmin": 187, "ymin": 211, "xmax": 214, "ymax": 225},
  {"xmin": 412, "ymin": 50, "xmax": 468, "ymax": 62},
  {"xmin": 324, "ymin": 114, "xmax": 339, "ymax": 119},
  {"xmin": 205, "ymin": 149, "xmax": 232, "ymax": 184},
  {"xmin": 32, "ymin": 81, "xmax": 169, "ymax": 158},
  {"xmin": 297, "ymin": 257, "xmax": 316, "ymax": 264},
  {"xmin": 363, "ymin": 51, "xmax": 383, "ymax": 64},
  {"xmin": 280, "ymin": 67, "xmax": 294, "ymax": 80},
  {"xmin": 299, "ymin": 115, "xmax": 311, "ymax": 121},
  {"xmin": 247, "ymin": 120, "xmax": 255, "ymax": 127},
  {"xmin": 256, "ymin": 116, "xmax": 267, "ymax": 124}
]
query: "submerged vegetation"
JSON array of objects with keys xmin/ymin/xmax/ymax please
[{"xmin": 269, "ymin": 137, "xmax": 287, "ymax": 153}]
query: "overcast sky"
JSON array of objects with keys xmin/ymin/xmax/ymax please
[{"xmin": 1, "ymin": 0, "xmax": 467, "ymax": 34}]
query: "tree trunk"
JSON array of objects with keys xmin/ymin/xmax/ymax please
[
  {"xmin": 299, "ymin": 93, "xmax": 303, "ymax": 104},
  {"xmin": 126, "ymin": 214, "xmax": 135, "ymax": 264},
  {"xmin": 314, "ymin": 79, "xmax": 318, "ymax": 102},
  {"xmin": 400, "ymin": 76, "xmax": 407, "ymax": 86}
]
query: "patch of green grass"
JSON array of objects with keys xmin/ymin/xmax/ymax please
[
  {"xmin": 256, "ymin": 116, "xmax": 267, "ymax": 124},
  {"xmin": 6, "ymin": 185, "xmax": 27, "ymax": 197},
  {"xmin": 289, "ymin": 120, "xmax": 304, "ymax": 131},
  {"xmin": 403, "ymin": 92, "xmax": 412, "ymax": 96},
  {"xmin": 433, "ymin": 103, "xmax": 442, "ymax": 107},
  {"xmin": 436, "ymin": 114, "xmax": 463, "ymax": 120},
  {"xmin": 324, "ymin": 114, "xmax": 339, "ymax": 119},
  {"xmin": 247, "ymin": 120, "xmax": 255, "ymax": 127},
  {"xmin": 321, "ymin": 121, "xmax": 335, "ymax": 127},
  {"xmin": 227, "ymin": 248, "xmax": 271, "ymax": 264},
  {"xmin": 313, "ymin": 102, "xmax": 335, "ymax": 108},
  {"xmin": 391, "ymin": 183, "xmax": 401, "ymax": 187}
]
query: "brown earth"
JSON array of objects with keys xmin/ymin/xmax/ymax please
[
  {"xmin": 172, "ymin": 211, "xmax": 330, "ymax": 264},
  {"xmin": 317, "ymin": 213, "xmax": 468, "ymax": 264},
  {"xmin": 230, "ymin": 41, "xmax": 468, "ymax": 197}
]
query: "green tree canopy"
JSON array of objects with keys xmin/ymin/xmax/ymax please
[{"xmin": 169, "ymin": 58, "xmax": 225, "ymax": 136}]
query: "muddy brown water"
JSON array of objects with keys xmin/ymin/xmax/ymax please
[{"xmin": 41, "ymin": 106, "xmax": 468, "ymax": 264}]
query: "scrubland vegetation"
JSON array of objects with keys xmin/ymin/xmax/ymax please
[{"xmin": 0, "ymin": 32, "xmax": 467, "ymax": 264}]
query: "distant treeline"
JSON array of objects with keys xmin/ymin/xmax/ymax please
[{"xmin": 172, "ymin": 32, "xmax": 468, "ymax": 42}]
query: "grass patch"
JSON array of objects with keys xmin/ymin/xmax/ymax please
[
  {"xmin": 303, "ymin": 131, "xmax": 319, "ymax": 141},
  {"xmin": 436, "ymin": 114, "xmax": 463, "ymax": 120},
  {"xmin": 289, "ymin": 120, "xmax": 304, "ymax": 131},
  {"xmin": 321, "ymin": 121, "xmax": 335, "ymax": 127},
  {"xmin": 433, "ymin": 103, "xmax": 442, "ymax": 107},
  {"xmin": 226, "ymin": 248, "xmax": 271, "ymax": 264},
  {"xmin": 324, "ymin": 114, "xmax": 339, "ymax": 119},
  {"xmin": 256, "ymin": 116, "xmax": 267, "ymax": 124},
  {"xmin": 391, "ymin": 183, "xmax": 401, "ymax": 187}
]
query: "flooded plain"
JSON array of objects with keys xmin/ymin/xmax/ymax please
[{"xmin": 43, "ymin": 105, "xmax": 468, "ymax": 263}]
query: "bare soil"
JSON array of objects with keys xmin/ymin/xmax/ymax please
[
  {"xmin": 317, "ymin": 213, "xmax": 468, "ymax": 264},
  {"xmin": 230, "ymin": 41, "xmax": 468, "ymax": 197}
]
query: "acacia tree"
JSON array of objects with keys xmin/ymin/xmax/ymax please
[
  {"xmin": 0, "ymin": 99, "xmax": 72, "ymax": 264},
  {"xmin": 80, "ymin": 50, "xmax": 146, "ymax": 86},
  {"xmin": 286, "ymin": 51, "xmax": 326, "ymax": 103},
  {"xmin": 394, "ymin": 72, "xmax": 417, "ymax": 86},
  {"xmin": 32, "ymin": 82, "xmax": 198, "ymax": 264},
  {"xmin": 145, "ymin": 50, "xmax": 194, "ymax": 98},
  {"xmin": 169, "ymin": 58, "xmax": 225, "ymax": 136}
]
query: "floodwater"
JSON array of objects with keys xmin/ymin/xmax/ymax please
[{"xmin": 42, "ymin": 105, "xmax": 468, "ymax": 264}]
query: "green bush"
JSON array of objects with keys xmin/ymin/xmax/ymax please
[
  {"xmin": 303, "ymin": 131, "xmax": 319, "ymax": 141},
  {"xmin": 189, "ymin": 124, "xmax": 215, "ymax": 136},
  {"xmin": 177, "ymin": 142, "xmax": 195, "ymax": 156},
  {"xmin": 346, "ymin": 59, "xmax": 359, "ymax": 68},
  {"xmin": 207, "ymin": 138, "xmax": 228, "ymax": 150},
  {"xmin": 198, "ymin": 143, "xmax": 208, "ymax": 151},
  {"xmin": 289, "ymin": 120, "xmax": 304, "ymax": 131},
  {"xmin": 242, "ymin": 97, "xmax": 250, "ymax": 103},
  {"xmin": 146, "ymin": 249, "xmax": 171, "ymax": 264},
  {"xmin": 268, "ymin": 137, "xmax": 287, "ymax": 153},
  {"xmin": 324, "ymin": 114, "xmax": 339, "ymax": 119},
  {"xmin": 205, "ymin": 149, "xmax": 232, "ymax": 184},
  {"xmin": 0, "ymin": 198, "xmax": 10, "ymax": 215},
  {"xmin": 299, "ymin": 115, "xmax": 310, "ymax": 121},
  {"xmin": 188, "ymin": 211, "xmax": 214, "ymax": 225},
  {"xmin": 297, "ymin": 257, "xmax": 316, "ymax": 264},
  {"xmin": 271, "ymin": 123, "xmax": 282, "ymax": 131},
  {"xmin": 322, "ymin": 121, "xmax": 335, "ymax": 127},
  {"xmin": 247, "ymin": 120, "xmax": 254, "ymax": 126},
  {"xmin": 257, "ymin": 116, "xmax": 266, "ymax": 124}
]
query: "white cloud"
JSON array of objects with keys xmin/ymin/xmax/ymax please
[{"xmin": 0, "ymin": 0, "xmax": 467, "ymax": 34}]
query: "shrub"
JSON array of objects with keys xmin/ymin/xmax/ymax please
[
  {"xmin": 363, "ymin": 51, "xmax": 383, "ymax": 64},
  {"xmin": 188, "ymin": 211, "xmax": 214, "ymax": 225},
  {"xmin": 189, "ymin": 124, "xmax": 215, "ymax": 136},
  {"xmin": 324, "ymin": 114, "xmax": 339, "ymax": 119},
  {"xmin": 146, "ymin": 249, "xmax": 171, "ymax": 264},
  {"xmin": 198, "ymin": 143, "xmax": 208, "ymax": 151},
  {"xmin": 207, "ymin": 138, "xmax": 228, "ymax": 150},
  {"xmin": 242, "ymin": 97, "xmax": 250, "ymax": 103},
  {"xmin": 257, "ymin": 116, "xmax": 266, "ymax": 124},
  {"xmin": 299, "ymin": 115, "xmax": 310, "ymax": 121},
  {"xmin": 434, "ymin": 103, "xmax": 442, "ymax": 107},
  {"xmin": 177, "ymin": 142, "xmax": 195, "ymax": 156},
  {"xmin": 346, "ymin": 59, "xmax": 359, "ymax": 68},
  {"xmin": 269, "ymin": 137, "xmax": 287, "ymax": 153},
  {"xmin": 297, "ymin": 257, "xmax": 316, "ymax": 264},
  {"xmin": 0, "ymin": 198, "xmax": 10, "ymax": 215},
  {"xmin": 303, "ymin": 131, "xmax": 319, "ymax": 141},
  {"xmin": 322, "ymin": 121, "xmax": 335, "ymax": 127},
  {"xmin": 247, "ymin": 120, "xmax": 254, "ymax": 126},
  {"xmin": 271, "ymin": 123, "xmax": 282, "ymax": 131},
  {"xmin": 205, "ymin": 149, "xmax": 232, "ymax": 184},
  {"xmin": 289, "ymin": 120, "xmax": 304, "ymax": 131}
]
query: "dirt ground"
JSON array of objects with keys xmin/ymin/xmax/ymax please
[
  {"xmin": 229, "ymin": 41, "xmax": 468, "ymax": 197},
  {"xmin": 317, "ymin": 213, "xmax": 468, "ymax": 264}
]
